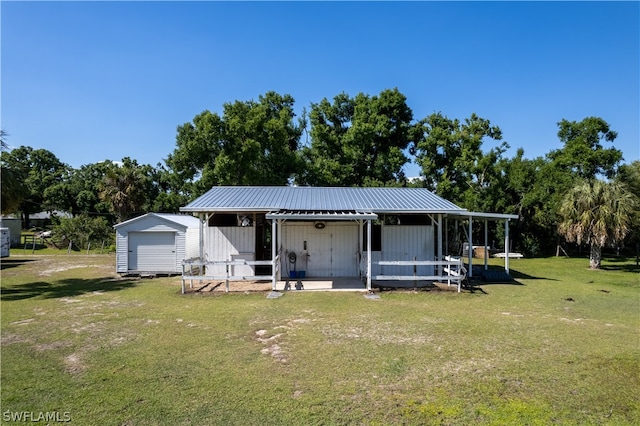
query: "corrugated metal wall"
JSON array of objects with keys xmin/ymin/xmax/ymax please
[
  {"xmin": 184, "ymin": 227, "xmax": 201, "ymax": 260},
  {"xmin": 115, "ymin": 215, "xmax": 195, "ymax": 274},
  {"xmin": 369, "ymin": 225, "xmax": 434, "ymax": 276},
  {"xmin": 207, "ymin": 226, "xmax": 255, "ymax": 276}
]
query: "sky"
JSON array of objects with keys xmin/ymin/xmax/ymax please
[{"xmin": 2, "ymin": 1, "xmax": 639, "ymax": 178}]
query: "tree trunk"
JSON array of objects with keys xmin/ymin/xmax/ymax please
[{"xmin": 589, "ymin": 244, "xmax": 602, "ymax": 269}]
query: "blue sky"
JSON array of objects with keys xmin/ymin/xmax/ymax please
[{"xmin": 2, "ymin": 1, "xmax": 638, "ymax": 178}]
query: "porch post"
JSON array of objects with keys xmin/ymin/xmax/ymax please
[
  {"xmin": 367, "ymin": 218, "xmax": 372, "ymax": 291},
  {"xmin": 484, "ymin": 219, "xmax": 488, "ymax": 270},
  {"xmin": 437, "ymin": 213, "xmax": 443, "ymax": 276},
  {"xmin": 445, "ymin": 217, "xmax": 448, "ymax": 258},
  {"xmin": 468, "ymin": 217, "xmax": 473, "ymax": 277},
  {"xmin": 504, "ymin": 219, "xmax": 510, "ymax": 274},
  {"xmin": 199, "ymin": 213, "xmax": 204, "ymax": 261},
  {"xmin": 271, "ymin": 218, "xmax": 277, "ymax": 290}
]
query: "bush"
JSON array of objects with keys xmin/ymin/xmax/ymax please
[{"xmin": 51, "ymin": 214, "xmax": 114, "ymax": 251}]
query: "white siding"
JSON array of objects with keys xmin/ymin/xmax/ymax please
[
  {"xmin": 184, "ymin": 227, "xmax": 200, "ymax": 260},
  {"xmin": 378, "ymin": 225, "xmax": 434, "ymax": 276},
  {"xmin": 207, "ymin": 226, "xmax": 255, "ymax": 275},
  {"xmin": 114, "ymin": 214, "xmax": 200, "ymax": 274}
]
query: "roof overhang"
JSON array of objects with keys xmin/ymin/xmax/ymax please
[
  {"xmin": 446, "ymin": 211, "xmax": 519, "ymax": 221},
  {"xmin": 266, "ymin": 210, "xmax": 378, "ymax": 221}
]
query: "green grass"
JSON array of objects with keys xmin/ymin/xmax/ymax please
[{"xmin": 1, "ymin": 254, "xmax": 638, "ymax": 425}]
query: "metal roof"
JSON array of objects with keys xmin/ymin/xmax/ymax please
[
  {"xmin": 114, "ymin": 213, "xmax": 200, "ymax": 229},
  {"xmin": 266, "ymin": 210, "xmax": 379, "ymax": 220},
  {"xmin": 180, "ymin": 186, "xmax": 465, "ymax": 214}
]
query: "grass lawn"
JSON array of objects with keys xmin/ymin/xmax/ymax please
[{"xmin": 1, "ymin": 254, "xmax": 638, "ymax": 425}]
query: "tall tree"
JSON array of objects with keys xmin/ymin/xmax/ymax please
[
  {"xmin": 299, "ymin": 88, "xmax": 415, "ymax": 186},
  {"xmin": 0, "ymin": 131, "xmax": 26, "ymax": 215},
  {"xmin": 616, "ymin": 161, "xmax": 640, "ymax": 250},
  {"xmin": 0, "ymin": 146, "xmax": 69, "ymax": 228},
  {"xmin": 166, "ymin": 91, "xmax": 303, "ymax": 195},
  {"xmin": 413, "ymin": 112, "xmax": 508, "ymax": 212},
  {"xmin": 43, "ymin": 161, "xmax": 114, "ymax": 218},
  {"xmin": 99, "ymin": 158, "xmax": 154, "ymax": 223},
  {"xmin": 558, "ymin": 180, "xmax": 637, "ymax": 269},
  {"xmin": 548, "ymin": 117, "xmax": 622, "ymax": 180}
]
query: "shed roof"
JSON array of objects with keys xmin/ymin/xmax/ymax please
[{"xmin": 180, "ymin": 186, "xmax": 465, "ymax": 214}]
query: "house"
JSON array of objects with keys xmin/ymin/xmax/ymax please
[
  {"xmin": 114, "ymin": 213, "xmax": 200, "ymax": 275},
  {"xmin": 179, "ymin": 186, "xmax": 518, "ymax": 292}
]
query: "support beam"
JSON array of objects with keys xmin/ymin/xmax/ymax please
[
  {"xmin": 484, "ymin": 219, "xmax": 488, "ymax": 270},
  {"xmin": 367, "ymin": 218, "xmax": 372, "ymax": 291},
  {"xmin": 445, "ymin": 217, "xmax": 449, "ymax": 258},
  {"xmin": 199, "ymin": 213, "xmax": 205, "ymax": 262},
  {"xmin": 468, "ymin": 217, "xmax": 473, "ymax": 277},
  {"xmin": 271, "ymin": 218, "xmax": 277, "ymax": 290},
  {"xmin": 504, "ymin": 219, "xmax": 510, "ymax": 274},
  {"xmin": 437, "ymin": 213, "xmax": 443, "ymax": 276}
]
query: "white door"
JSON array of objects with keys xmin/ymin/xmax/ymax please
[
  {"xmin": 306, "ymin": 224, "xmax": 358, "ymax": 277},
  {"xmin": 128, "ymin": 232, "xmax": 176, "ymax": 272},
  {"xmin": 307, "ymin": 232, "xmax": 332, "ymax": 276}
]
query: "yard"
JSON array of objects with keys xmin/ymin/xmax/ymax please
[{"xmin": 1, "ymin": 254, "xmax": 638, "ymax": 425}]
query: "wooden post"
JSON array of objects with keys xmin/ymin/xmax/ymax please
[
  {"xmin": 271, "ymin": 218, "xmax": 277, "ymax": 291},
  {"xmin": 504, "ymin": 220, "xmax": 510, "ymax": 274},
  {"xmin": 413, "ymin": 256, "xmax": 417, "ymax": 290},
  {"xmin": 484, "ymin": 219, "xmax": 488, "ymax": 270},
  {"xmin": 367, "ymin": 218, "xmax": 372, "ymax": 291},
  {"xmin": 467, "ymin": 218, "xmax": 473, "ymax": 277},
  {"xmin": 225, "ymin": 263, "xmax": 230, "ymax": 293},
  {"xmin": 437, "ymin": 213, "xmax": 442, "ymax": 277}
]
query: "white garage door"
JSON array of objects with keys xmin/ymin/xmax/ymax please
[{"xmin": 128, "ymin": 232, "xmax": 176, "ymax": 272}]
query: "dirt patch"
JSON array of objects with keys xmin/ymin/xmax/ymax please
[
  {"xmin": 64, "ymin": 353, "xmax": 86, "ymax": 374},
  {"xmin": 0, "ymin": 333, "xmax": 31, "ymax": 346},
  {"xmin": 183, "ymin": 280, "xmax": 272, "ymax": 294}
]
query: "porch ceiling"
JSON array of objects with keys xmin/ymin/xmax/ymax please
[{"xmin": 265, "ymin": 210, "xmax": 378, "ymax": 221}]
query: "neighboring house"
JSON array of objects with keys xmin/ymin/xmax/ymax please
[
  {"xmin": 114, "ymin": 213, "xmax": 200, "ymax": 275},
  {"xmin": 179, "ymin": 186, "xmax": 518, "ymax": 291}
]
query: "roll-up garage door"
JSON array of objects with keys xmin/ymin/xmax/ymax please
[{"xmin": 128, "ymin": 232, "xmax": 176, "ymax": 272}]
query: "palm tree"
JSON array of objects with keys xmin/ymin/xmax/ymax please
[
  {"xmin": 99, "ymin": 160, "xmax": 148, "ymax": 223},
  {"xmin": 558, "ymin": 179, "xmax": 637, "ymax": 269}
]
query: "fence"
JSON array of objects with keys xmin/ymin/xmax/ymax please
[
  {"xmin": 362, "ymin": 255, "xmax": 466, "ymax": 292},
  {"xmin": 181, "ymin": 255, "xmax": 280, "ymax": 294}
]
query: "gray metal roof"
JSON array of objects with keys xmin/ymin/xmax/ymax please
[
  {"xmin": 114, "ymin": 213, "xmax": 200, "ymax": 229},
  {"xmin": 180, "ymin": 186, "xmax": 465, "ymax": 214}
]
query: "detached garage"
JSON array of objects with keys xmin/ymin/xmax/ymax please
[{"xmin": 114, "ymin": 213, "xmax": 200, "ymax": 275}]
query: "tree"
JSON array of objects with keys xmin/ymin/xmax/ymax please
[
  {"xmin": 166, "ymin": 91, "xmax": 303, "ymax": 195},
  {"xmin": 616, "ymin": 161, "xmax": 640, "ymax": 250},
  {"xmin": 412, "ymin": 112, "xmax": 508, "ymax": 212},
  {"xmin": 51, "ymin": 214, "xmax": 113, "ymax": 251},
  {"xmin": 548, "ymin": 117, "xmax": 622, "ymax": 180},
  {"xmin": 0, "ymin": 131, "xmax": 26, "ymax": 215},
  {"xmin": 99, "ymin": 158, "xmax": 154, "ymax": 223},
  {"xmin": 558, "ymin": 180, "xmax": 637, "ymax": 269},
  {"xmin": 0, "ymin": 146, "xmax": 69, "ymax": 228},
  {"xmin": 299, "ymin": 88, "xmax": 415, "ymax": 186}
]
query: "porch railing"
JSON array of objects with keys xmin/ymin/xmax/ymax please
[
  {"xmin": 361, "ymin": 255, "xmax": 466, "ymax": 292},
  {"xmin": 181, "ymin": 255, "xmax": 280, "ymax": 294}
]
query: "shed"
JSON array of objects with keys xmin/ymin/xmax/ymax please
[
  {"xmin": 0, "ymin": 218, "xmax": 21, "ymax": 246},
  {"xmin": 114, "ymin": 213, "xmax": 200, "ymax": 275}
]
